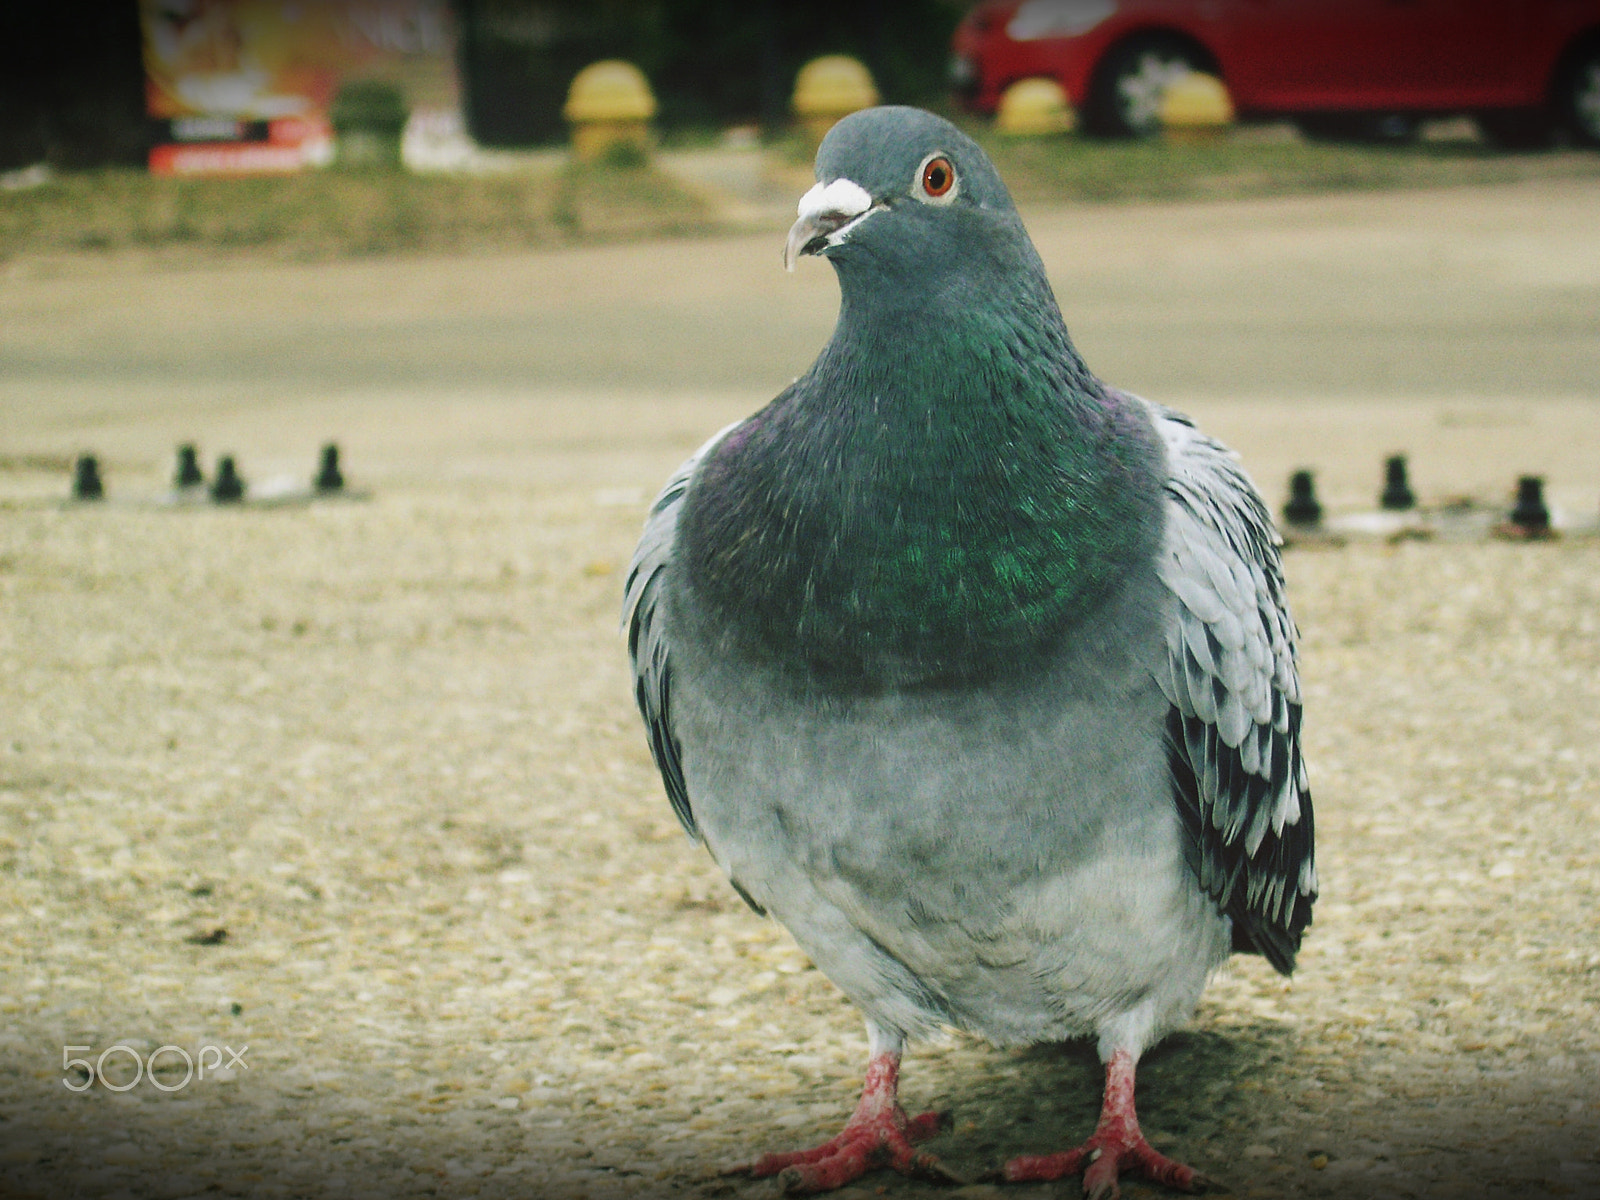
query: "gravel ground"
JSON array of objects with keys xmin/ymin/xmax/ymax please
[{"xmin": 2, "ymin": 180, "xmax": 1599, "ymax": 1200}]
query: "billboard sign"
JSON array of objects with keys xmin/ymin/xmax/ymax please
[{"xmin": 139, "ymin": 0, "xmax": 460, "ymax": 175}]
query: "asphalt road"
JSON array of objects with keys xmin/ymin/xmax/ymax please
[
  {"xmin": 0, "ymin": 176, "xmax": 1596, "ymax": 395},
  {"xmin": 5, "ymin": 174, "xmax": 1598, "ymax": 507}
]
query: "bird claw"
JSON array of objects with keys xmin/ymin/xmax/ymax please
[
  {"xmin": 731, "ymin": 1108, "xmax": 958, "ymax": 1194},
  {"xmin": 1005, "ymin": 1133, "xmax": 1204, "ymax": 1198}
]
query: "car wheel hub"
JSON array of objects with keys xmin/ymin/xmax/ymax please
[
  {"xmin": 1576, "ymin": 62, "xmax": 1600, "ymax": 137},
  {"xmin": 1117, "ymin": 53, "xmax": 1193, "ymax": 132}
]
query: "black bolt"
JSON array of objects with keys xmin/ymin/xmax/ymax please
[
  {"xmin": 314, "ymin": 443, "xmax": 344, "ymax": 493},
  {"xmin": 1508, "ymin": 475, "xmax": 1550, "ymax": 534},
  {"xmin": 73, "ymin": 454, "xmax": 104, "ymax": 501},
  {"xmin": 1380, "ymin": 454, "xmax": 1415, "ymax": 511},
  {"xmin": 174, "ymin": 444, "xmax": 203, "ymax": 488},
  {"xmin": 1283, "ymin": 469, "xmax": 1322, "ymax": 527},
  {"xmin": 211, "ymin": 456, "xmax": 246, "ymax": 503}
]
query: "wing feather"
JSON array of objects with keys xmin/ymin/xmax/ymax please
[
  {"xmin": 1138, "ymin": 398, "xmax": 1318, "ymax": 974},
  {"xmin": 622, "ymin": 422, "xmax": 743, "ymax": 839}
]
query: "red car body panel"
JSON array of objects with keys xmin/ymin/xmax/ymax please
[{"xmin": 953, "ymin": 0, "xmax": 1600, "ymax": 117}]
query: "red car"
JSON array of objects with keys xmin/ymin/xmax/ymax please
[{"xmin": 951, "ymin": 0, "xmax": 1600, "ymax": 146}]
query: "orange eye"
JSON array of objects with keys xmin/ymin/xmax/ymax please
[{"xmin": 921, "ymin": 156, "xmax": 955, "ymax": 198}]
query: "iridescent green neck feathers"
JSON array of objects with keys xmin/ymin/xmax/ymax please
[{"xmin": 681, "ymin": 292, "xmax": 1163, "ymax": 689}]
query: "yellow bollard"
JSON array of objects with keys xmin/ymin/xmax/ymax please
[
  {"xmin": 564, "ymin": 60, "xmax": 657, "ymax": 165},
  {"xmin": 1158, "ymin": 72, "xmax": 1234, "ymax": 143},
  {"xmin": 996, "ymin": 77, "xmax": 1076, "ymax": 137},
  {"xmin": 792, "ymin": 55, "xmax": 879, "ymax": 146}
]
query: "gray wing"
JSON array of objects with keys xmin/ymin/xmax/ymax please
[
  {"xmin": 1145, "ymin": 399, "xmax": 1317, "ymax": 974},
  {"xmin": 621, "ymin": 423, "xmax": 742, "ymax": 840}
]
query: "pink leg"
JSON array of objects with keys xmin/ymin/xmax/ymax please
[
  {"xmin": 731, "ymin": 1049, "xmax": 959, "ymax": 1193},
  {"xmin": 1004, "ymin": 1049, "xmax": 1206, "ymax": 1199}
]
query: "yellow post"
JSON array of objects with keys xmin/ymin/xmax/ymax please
[
  {"xmin": 996, "ymin": 77, "xmax": 1076, "ymax": 137},
  {"xmin": 792, "ymin": 55, "xmax": 879, "ymax": 146},
  {"xmin": 1158, "ymin": 73, "xmax": 1234, "ymax": 143},
  {"xmin": 564, "ymin": 60, "xmax": 658, "ymax": 165}
]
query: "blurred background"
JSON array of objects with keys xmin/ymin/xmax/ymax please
[
  {"xmin": 3, "ymin": 7, "xmax": 1600, "ymax": 1199},
  {"xmin": 0, "ymin": 1, "xmax": 962, "ymax": 170},
  {"xmin": 3, "ymin": 0, "xmax": 1600, "ymax": 527},
  {"xmin": 3, "ymin": 1, "xmax": 1598, "ymax": 258},
  {"xmin": 4, "ymin": 0, "xmax": 1599, "ymax": 471}
]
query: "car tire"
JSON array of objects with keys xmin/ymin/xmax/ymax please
[
  {"xmin": 1086, "ymin": 35, "xmax": 1214, "ymax": 138},
  {"xmin": 1557, "ymin": 42, "xmax": 1600, "ymax": 148},
  {"xmin": 1475, "ymin": 109, "xmax": 1557, "ymax": 150},
  {"xmin": 1294, "ymin": 113, "xmax": 1419, "ymax": 144}
]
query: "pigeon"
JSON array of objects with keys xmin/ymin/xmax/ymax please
[{"xmin": 624, "ymin": 106, "xmax": 1315, "ymax": 1198}]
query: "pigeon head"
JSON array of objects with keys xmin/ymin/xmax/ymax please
[{"xmin": 784, "ymin": 107, "xmax": 1043, "ymax": 306}]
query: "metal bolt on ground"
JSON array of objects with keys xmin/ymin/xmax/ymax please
[
  {"xmin": 211, "ymin": 457, "xmax": 246, "ymax": 503},
  {"xmin": 174, "ymin": 444, "xmax": 204, "ymax": 489},
  {"xmin": 72, "ymin": 455, "xmax": 104, "ymax": 501},
  {"xmin": 1508, "ymin": 475, "xmax": 1551, "ymax": 536},
  {"xmin": 1283, "ymin": 469, "xmax": 1322, "ymax": 527},
  {"xmin": 315, "ymin": 443, "xmax": 345, "ymax": 493},
  {"xmin": 1380, "ymin": 454, "xmax": 1415, "ymax": 511}
]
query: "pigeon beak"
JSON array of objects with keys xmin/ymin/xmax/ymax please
[{"xmin": 784, "ymin": 178, "xmax": 880, "ymax": 271}]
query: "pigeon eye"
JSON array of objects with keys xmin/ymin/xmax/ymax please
[{"xmin": 919, "ymin": 156, "xmax": 955, "ymax": 200}]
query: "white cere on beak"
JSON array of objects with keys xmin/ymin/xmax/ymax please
[
  {"xmin": 797, "ymin": 177, "xmax": 873, "ymax": 223},
  {"xmin": 784, "ymin": 177, "xmax": 881, "ymax": 271}
]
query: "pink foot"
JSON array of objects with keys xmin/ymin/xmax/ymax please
[
  {"xmin": 730, "ymin": 1051, "xmax": 960, "ymax": 1193},
  {"xmin": 1002, "ymin": 1050, "xmax": 1207, "ymax": 1199}
]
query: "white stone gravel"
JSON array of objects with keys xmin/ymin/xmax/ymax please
[{"xmin": 3, "ymin": 407, "xmax": 1597, "ymax": 1200}]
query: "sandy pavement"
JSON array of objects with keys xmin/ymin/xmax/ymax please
[{"xmin": 2, "ymin": 178, "xmax": 1598, "ymax": 1200}]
